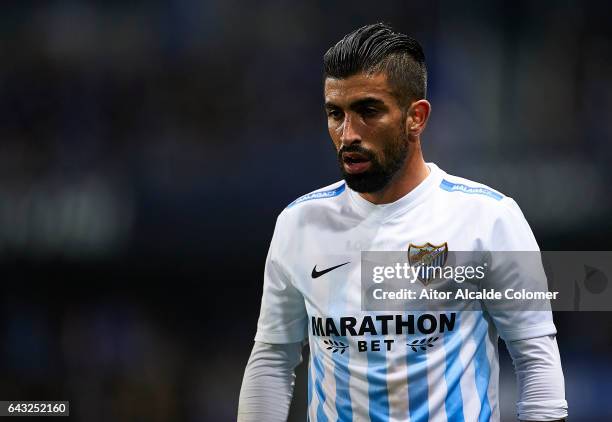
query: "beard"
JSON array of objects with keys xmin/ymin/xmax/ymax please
[{"xmin": 337, "ymin": 132, "xmax": 409, "ymax": 193}]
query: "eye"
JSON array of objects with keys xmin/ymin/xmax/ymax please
[
  {"xmin": 326, "ymin": 109, "xmax": 343, "ymax": 120},
  {"xmin": 360, "ymin": 107, "xmax": 379, "ymax": 117}
]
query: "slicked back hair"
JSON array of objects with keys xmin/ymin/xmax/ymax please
[{"xmin": 323, "ymin": 23, "xmax": 427, "ymax": 108}]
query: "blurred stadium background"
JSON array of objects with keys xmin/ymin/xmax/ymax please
[{"xmin": 1, "ymin": 1, "xmax": 611, "ymax": 421}]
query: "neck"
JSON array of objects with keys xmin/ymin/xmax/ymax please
[{"xmin": 358, "ymin": 147, "xmax": 429, "ymax": 205}]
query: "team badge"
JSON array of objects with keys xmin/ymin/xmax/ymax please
[{"xmin": 408, "ymin": 242, "xmax": 449, "ymax": 285}]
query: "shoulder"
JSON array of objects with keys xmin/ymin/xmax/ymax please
[
  {"xmin": 269, "ymin": 180, "xmax": 347, "ymax": 250},
  {"xmin": 435, "ymin": 169, "xmax": 520, "ymax": 216},
  {"xmin": 280, "ymin": 179, "xmax": 347, "ymax": 222},
  {"xmin": 437, "ymin": 171, "xmax": 505, "ymax": 202},
  {"xmin": 273, "ymin": 179, "xmax": 347, "ymax": 228},
  {"xmin": 285, "ymin": 180, "xmax": 347, "ymax": 209},
  {"xmin": 434, "ymin": 166, "xmax": 536, "ymax": 249},
  {"xmin": 433, "ymin": 167, "xmax": 528, "ymax": 225}
]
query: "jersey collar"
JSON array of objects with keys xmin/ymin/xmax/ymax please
[{"xmin": 346, "ymin": 162, "xmax": 443, "ymax": 221}]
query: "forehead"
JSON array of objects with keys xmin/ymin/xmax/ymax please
[{"xmin": 324, "ymin": 72, "xmax": 396, "ymax": 106}]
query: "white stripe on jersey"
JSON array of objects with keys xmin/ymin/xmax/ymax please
[
  {"xmin": 458, "ymin": 311, "xmax": 482, "ymax": 420},
  {"xmin": 426, "ymin": 325, "xmax": 448, "ymax": 421},
  {"xmin": 323, "ymin": 347, "xmax": 339, "ymax": 421},
  {"xmin": 308, "ymin": 353, "xmax": 321, "ymax": 422},
  {"xmin": 386, "ymin": 339, "xmax": 410, "ymax": 421},
  {"xmin": 347, "ymin": 348, "xmax": 369, "ymax": 421}
]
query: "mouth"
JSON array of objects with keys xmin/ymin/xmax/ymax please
[{"xmin": 342, "ymin": 152, "xmax": 371, "ymax": 174}]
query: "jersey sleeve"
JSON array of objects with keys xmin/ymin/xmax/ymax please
[
  {"xmin": 254, "ymin": 211, "xmax": 308, "ymax": 344},
  {"xmin": 483, "ymin": 198, "xmax": 558, "ymax": 342}
]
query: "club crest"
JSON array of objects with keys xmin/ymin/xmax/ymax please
[{"xmin": 408, "ymin": 242, "xmax": 449, "ymax": 285}]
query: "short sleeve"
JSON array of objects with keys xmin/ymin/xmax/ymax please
[
  {"xmin": 483, "ymin": 198, "xmax": 557, "ymax": 342},
  {"xmin": 254, "ymin": 212, "xmax": 308, "ymax": 344}
]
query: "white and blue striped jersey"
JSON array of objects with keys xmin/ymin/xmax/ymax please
[{"xmin": 254, "ymin": 162, "xmax": 557, "ymax": 422}]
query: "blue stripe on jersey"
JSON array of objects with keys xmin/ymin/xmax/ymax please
[
  {"xmin": 287, "ymin": 183, "xmax": 346, "ymax": 208},
  {"xmin": 366, "ymin": 347, "xmax": 390, "ymax": 422},
  {"xmin": 307, "ymin": 363, "xmax": 312, "ymax": 422},
  {"xmin": 308, "ymin": 356, "xmax": 313, "ymax": 409},
  {"xmin": 473, "ymin": 317, "xmax": 492, "ymax": 422},
  {"xmin": 406, "ymin": 342, "xmax": 429, "ymax": 422},
  {"xmin": 332, "ymin": 339, "xmax": 353, "ymax": 422},
  {"xmin": 439, "ymin": 179, "xmax": 503, "ymax": 201},
  {"xmin": 313, "ymin": 352, "xmax": 329, "ymax": 422},
  {"xmin": 443, "ymin": 314, "xmax": 465, "ymax": 422}
]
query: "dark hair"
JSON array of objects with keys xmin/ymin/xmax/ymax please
[{"xmin": 323, "ymin": 23, "xmax": 427, "ymax": 106}]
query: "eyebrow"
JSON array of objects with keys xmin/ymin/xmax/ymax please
[{"xmin": 325, "ymin": 97, "xmax": 386, "ymax": 110}]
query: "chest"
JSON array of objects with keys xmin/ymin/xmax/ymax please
[{"xmin": 285, "ymin": 212, "xmax": 485, "ymax": 316}]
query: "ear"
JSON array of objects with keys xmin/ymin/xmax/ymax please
[{"xmin": 405, "ymin": 99, "xmax": 431, "ymax": 137}]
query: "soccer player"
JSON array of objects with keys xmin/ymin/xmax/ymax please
[{"xmin": 238, "ymin": 23, "xmax": 568, "ymax": 422}]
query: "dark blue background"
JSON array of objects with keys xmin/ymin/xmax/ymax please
[{"xmin": 1, "ymin": 1, "xmax": 611, "ymax": 420}]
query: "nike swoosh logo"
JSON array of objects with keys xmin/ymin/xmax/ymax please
[{"xmin": 311, "ymin": 262, "xmax": 350, "ymax": 279}]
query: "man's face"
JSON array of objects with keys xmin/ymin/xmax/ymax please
[{"xmin": 324, "ymin": 72, "xmax": 409, "ymax": 193}]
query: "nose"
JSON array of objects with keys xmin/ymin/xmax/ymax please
[{"xmin": 339, "ymin": 114, "xmax": 361, "ymax": 147}]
